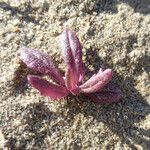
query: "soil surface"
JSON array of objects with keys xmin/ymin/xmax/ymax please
[{"xmin": 0, "ymin": 0, "xmax": 150, "ymax": 149}]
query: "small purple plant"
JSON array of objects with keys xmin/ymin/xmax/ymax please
[{"xmin": 20, "ymin": 29, "xmax": 122, "ymax": 103}]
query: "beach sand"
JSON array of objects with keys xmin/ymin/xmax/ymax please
[{"xmin": 0, "ymin": 0, "xmax": 150, "ymax": 149}]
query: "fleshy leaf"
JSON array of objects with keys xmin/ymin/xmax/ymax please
[
  {"xmin": 67, "ymin": 29, "xmax": 85, "ymax": 81},
  {"xmin": 59, "ymin": 29, "xmax": 75, "ymax": 70},
  {"xmin": 80, "ymin": 69, "xmax": 113, "ymax": 93},
  {"xmin": 27, "ymin": 75, "xmax": 69, "ymax": 99},
  {"xmin": 65, "ymin": 68, "xmax": 80, "ymax": 95},
  {"xmin": 20, "ymin": 48, "xmax": 65, "ymax": 85},
  {"xmin": 87, "ymin": 83, "xmax": 122, "ymax": 103},
  {"xmin": 59, "ymin": 29, "xmax": 84, "ymax": 82}
]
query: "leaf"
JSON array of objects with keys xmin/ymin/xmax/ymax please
[
  {"xmin": 27, "ymin": 75, "xmax": 69, "ymax": 99},
  {"xmin": 59, "ymin": 29, "xmax": 84, "ymax": 82},
  {"xmin": 87, "ymin": 83, "xmax": 122, "ymax": 103},
  {"xmin": 88, "ymin": 91, "xmax": 122, "ymax": 104},
  {"xmin": 20, "ymin": 48, "xmax": 65, "ymax": 85},
  {"xmin": 80, "ymin": 69, "xmax": 113, "ymax": 93},
  {"xmin": 67, "ymin": 29, "xmax": 85, "ymax": 82},
  {"xmin": 65, "ymin": 68, "xmax": 80, "ymax": 95}
]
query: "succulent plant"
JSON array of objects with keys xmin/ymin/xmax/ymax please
[{"xmin": 20, "ymin": 29, "xmax": 122, "ymax": 103}]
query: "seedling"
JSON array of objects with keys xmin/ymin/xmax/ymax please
[{"xmin": 20, "ymin": 29, "xmax": 122, "ymax": 103}]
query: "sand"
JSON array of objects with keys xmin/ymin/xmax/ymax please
[{"xmin": 0, "ymin": 0, "xmax": 150, "ymax": 149}]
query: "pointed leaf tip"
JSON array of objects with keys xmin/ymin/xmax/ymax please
[{"xmin": 27, "ymin": 75, "xmax": 69, "ymax": 99}]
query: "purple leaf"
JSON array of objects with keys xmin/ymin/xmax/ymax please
[
  {"xmin": 67, "ymin": 29, "xmax": 85, "ymax": 82},
  {"xmin": 59, "ymin": 29, "xmax": 85, "ymax": 82},
  {"xmin": 87, "ymin": 83, "xmax": 122, "ymax": 103},
  {"xmin": 65, "ymin": 68, "xmax": 80, "ymax": 95},
  {"xmin": 20, "ymin": 48, "xmax": 65, "ymax": 85},
  {"xmin": 80, "ymin": 69, "xmax": 113, "ymax": 93},
  {"xmin": 19, "ymin": 29, "xmax": 122, "ymax": 104},
  {"xmin": 27, "ymin": 75, "xmax": 69, "ymax": 99}
]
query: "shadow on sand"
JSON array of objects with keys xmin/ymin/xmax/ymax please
[
  {"xmin": 0, "ymin": 0, "xmax": 150, "ymax": 25},
  {"xmin": 65, "ymin": 43, "xmax": 150, "ymax": 149},
  {"xmin": 81, "ymin": 0, "xmax": 150, "ymax": 15},
  {"xmin": 4, "ymin": 35, "xmax": 150, "ymax": 150},
  {"xmin": 1, "ymin": 1, "xmax": 149, "ymax": 148},
  {"xmin": 3, "ymin": 45, "xmax": 150, "ymax": 149}
]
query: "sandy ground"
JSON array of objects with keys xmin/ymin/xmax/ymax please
[{"xmin": 0, "ymin": 0, "xmax": 150, "ymax": 149}]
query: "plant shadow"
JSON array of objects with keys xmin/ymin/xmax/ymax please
[
  {"xmin": 65, "ymin": 45, "xmax": 150, "ymax": 149},
  {"xmin": 9, "ymin": 34, "xmax": 150, "ymax": 149},
  {"xmin": 3, "ymin": 42, "xmax": 149, "ymax": 149}
]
